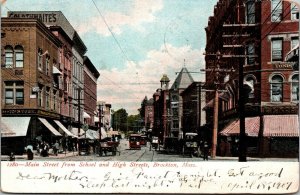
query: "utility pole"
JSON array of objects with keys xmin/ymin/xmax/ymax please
[
  {"xmin": 238, "ymin": 48, "xmax": 247, "ymax": 162},
  {"xmin": 202, "ymin": 51, "xmax": 234, "ymax": 159}
]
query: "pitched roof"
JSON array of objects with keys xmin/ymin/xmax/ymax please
[{"xmin": 170, "ymin": 67, "xmax": 194, "ymax": 90}]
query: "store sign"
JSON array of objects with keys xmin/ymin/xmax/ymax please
[
  {"xmin": 273, "ymin": 62, "xmax": 293, "ymax": 70},
  {"xmin": 8, "ymin": 12, "xmax": 58, "ymax": 23},
  {"xmin": 2, "ymin": 109, "xmax": 37, "ymax": 115}
]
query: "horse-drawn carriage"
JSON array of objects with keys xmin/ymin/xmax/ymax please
[
  {"xmin": 182, "ymin": 132, "xmax": 201, "ymax": 157},
  {"xmin": 99, "ymin": 137, "xmax": 120, "ymax": 156}
]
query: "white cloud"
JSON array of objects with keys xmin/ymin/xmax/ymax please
[
  {"xmin": 97, "ymin": 44, "xmax": 205, "ymax": 115},
  {"xmin": 76, "ymin": 0, "xmax": 163, "ymax": 36}
]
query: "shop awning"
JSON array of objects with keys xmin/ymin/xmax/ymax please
[
  {"xmin": 54, "ymin": 120, "xmax": 75, "ymax": 137},
  {"xmin": 263, "ymin": 115, "xmax": 299, "ymax": 137},
  {"xmin": 219, "ymin": 117, "xmax": 260, "ymax": 137},
  {"xmin": 107, "ymin": 130, "xmax": 119, "ymax": 136},
  {"xmin": 38, "ymin": 118, "xmax": 62, "ymax": 136},
  {"xmin": 72, "ymin": 128, "xmax": 85, "ymax": 137},
  {"xmin": 83, "ymin": 111, "xmax": 91, "ymax": 119},
  {"xmin": 285, "ymin": 44, "xmax": 299, "ymax": 62},
  {"xmin": 52, "ymin": 66, "xmax": 62, "ymax": 74},
  {"xmin": 94, "ymin": 116, "xmax": 100, "ymax": 122},
  {"xmin": 1, "ymin": 117, "xmax": 30, "ymax": 137},
  {"xmin": 79, "ymin": 130, "xmax": 95, "ymax": 139}
]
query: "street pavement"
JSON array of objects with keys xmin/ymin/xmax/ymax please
[{"xmin": 1, "ymin": 139, "xmax": 299, "ymax": 162}]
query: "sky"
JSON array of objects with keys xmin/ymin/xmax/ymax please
[{"xmin": 2, "ymin": 0, "xmax": 218, "ymax": 115}]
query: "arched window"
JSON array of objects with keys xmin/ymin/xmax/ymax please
[
  {"xmin": 4, "ymin": 46, "xmax": 13, "ymax": 68},
  {"xmin": 271, "ymin": 75, "xmax": 283, "ymax": 102},
  {"xmin": 15, "ymin": 45, "xmax": 24, "ymax": 68},
  {"xmin": 244, "ymin": 76, "xmax": 255, "ymax": 98},
  {"xmin": 291, "ymin": 74, "xmax": 299, "ymax": 102}
]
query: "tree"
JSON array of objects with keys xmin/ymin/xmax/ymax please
[
  {"xmin": 139, "ymin": 96, "xmax": 148, "ymax": 119},
  {"xmin": 127, "ymin": 114, "xmax": 142, "ymax": 133},
  {"xmin": 112, "ymin": 108, "xmax": 128, "ymax": 132}
]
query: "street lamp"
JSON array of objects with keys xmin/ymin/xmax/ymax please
[{"xmin": 97, "ymin": 101, "xmax": 104, "ymax": 155}]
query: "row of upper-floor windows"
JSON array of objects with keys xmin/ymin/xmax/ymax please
[
  {"xmin": 72, "ymin": 57, "xmax": 83, "ymax": 82},
  {"xmin": 245, "ymin": 0, "xmax": 299, "ymax": 24},
  {"xmin": 3, "ymin": 82, "xmax": 61, "ymax": 112},
  {"xmin": 4, "ymin": 46, "xmax": 85, "ymax": 81},
  {"xmin": 271, "ymin": 37, "xmax": 298, "ymax": 62},
  {"xmin": 244, "ymin": 73, "xmax": 299, "ymax": 102},
  {"xmin": 4, "ymin": 45, "xmax": 24, "ymax": 68},
  {"xmin": 222, "ymin": 73, "xmax": 298, "ymax": 112},
  {"xmin": 271, "ymin": 0, "xmax": 299, "ymax": 22}
]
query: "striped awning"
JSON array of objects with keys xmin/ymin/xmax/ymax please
[
  {"xmin": 1, "ymin": 117, "xmax": 30, "ymax": 137},
  {"xmin": 263, "ymin": 115, "xmax": 299, "ymax": 137},
  {"xmin": 219, "ymin": 117, "xmax": 260, "ymax": 137}
]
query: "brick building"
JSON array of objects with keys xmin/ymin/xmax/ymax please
[
  {"xmin": 1, "ymin": 12, "xmax": 100, "ymax": 154},
  {"xmin": 169, "ymin": 67, "xmax": 194, "ymax": 138},
  {"xmin": 205, "ymin": 0, "xmax": 299, "ymax": 157},
  {"xmin": 83, "ymin": 56, "xmax": 100, "ymax": 129},
  {"xmin": 1, "ymin": 17, "xmax": 64, "ymax": 154},
  {"xmin": 181, "ymin": 82, "xmax": 206, "ymax": 138},
  {"xmin": 152, "ymin": 74, "xmax": 170, "ymax": 143}
]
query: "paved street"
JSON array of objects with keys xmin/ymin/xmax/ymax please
[{"xmin": 1, "ymin": 139, "xmax": 298, "ymax": 162}]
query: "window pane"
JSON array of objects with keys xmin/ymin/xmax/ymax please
[
  {"xmin": 272, "ymin": 0, "xmax": 282, "ymax": 22},
  {"xmin": 272, "ymin": 39, "xmax": 282, "ymax": 61},
  {"xmin": 271, "ymin": 75, "xmax": 283, "ymax": 102},
  {"xmin": 247, "ymin": 44, "xmax": 255, "ymax": 65},
  {"xmin": 292, "ymin": 75, "xmax": 299, "ymax": 101},
  {"xmin": 246, "ymin": 1, "xmax": 255, "ymax": 24},
  {"xmin": 291, "ymin": 3, "xmax": 299, "ymax": 20},
  {"xmin": 16, "ymin": 89, "xmax": 24, "ymax": 105},
  {"xmin": 5, "ymin": 89, "xmax": 13, "ymax": 104},
  {"xmin": 291, "ymin": 37, "xmax": 298, "ymax": 49}
]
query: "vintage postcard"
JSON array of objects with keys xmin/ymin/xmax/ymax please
[{"xmin": 0, "ymin": 0, "xmax": 299, "ymax": 194}]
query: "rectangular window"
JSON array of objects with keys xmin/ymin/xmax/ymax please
[
  {"xmin": 291, "ymin": 37, "xmax": 298, "ymax": 49},
  {"xmin": 5, "ymin": 51, "xmax": 13, "ymax": 68},
  {"xmin": 38, "ymin": 86, "xmax": 44, "ymax": 107},
  {"xmin": 38, "ymin": 50, "xmax": 43, "ymax": 71},
  {"xmin": 5, "ymin": 89, "xmax": 14, "ymax": 104},
  {"xmin": 46, "ymin": 88, "xmax": 50, "ymax": 109},
  {"xmin": 271, "ymin": 0, "xmax": 282, "ymax": 22},
  {"xmin": 53, "ymin": 91, "xmax": 56, "ymax": 111},
  {"xmin": 246, "ymin": 0, "xmax": 255, "ymax": 24},
  {"xmin": 4, "ymin": 82, "xmax": 24, "ymax": 105},
  {"xmin": 45, "ymin": 56, "xmax": 50, "ymax": 75},
  {"xmin": 15, "ymin": 52, "xmax": 24, "ymax": 68},
  {"xmin": 247, "ymin": 43, "xmax": 255, "ymax": 65},
  {"xmin": 271, "ymin": 83, "xmax": 283, "ymax": 102},
  {"xmin": 16, "ymin": 89, "xmax": 24, "ymax": 105},
  {"xmin": 272, "ymin": 39, "xmax": 283, "ymax": 61},
  {"xmin": 291, "ymin": 3, "xmax": 299, "ymax": 20},
  {"xmin": 292, "ymin": 84, "xmax": 299, "ymax": 101}
]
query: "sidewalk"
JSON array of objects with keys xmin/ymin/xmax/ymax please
[{"xmin": 1, "ymin": 150, "xmax": 79, "ymax": 161}]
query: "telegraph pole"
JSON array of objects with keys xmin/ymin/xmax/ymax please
[
  {"xmin": 238, "ymin": 48, "xmax": 247, "ymax": 162},
  {"xmin": 202, "ymin": 51, "xmax": 234, "ymax": 159}
]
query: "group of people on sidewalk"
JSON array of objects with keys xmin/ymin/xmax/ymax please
[{"xmin": 23, "ymin": 140, "xmax": 61, "ymax": 160}]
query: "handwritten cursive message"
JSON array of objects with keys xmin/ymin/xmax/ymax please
[{"xmin": 1, "ymin": 161, "xmax": 299, "ymax": 194}]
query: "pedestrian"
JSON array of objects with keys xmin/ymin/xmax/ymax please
[
  {"xmin": 9, "ymin": 152, "xmax": 15, "ymax": 161},
  {"xmin": 36, "ymin": 141, "xmax": 40, "ymax": 154},
  {"xmin": 53, "ymin": 141, "xmax": 59, "ymax": 156},
  {"xmin": 26, "ymin": 142, "xmax": 34, "ymax": 160},
  {"xmin": 41, "ymin": 141, "xmax": 49, "ymax": 157},
  {"xmin": 203, "ymin": 141, "xmax": 209, "ymax": 161}
]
